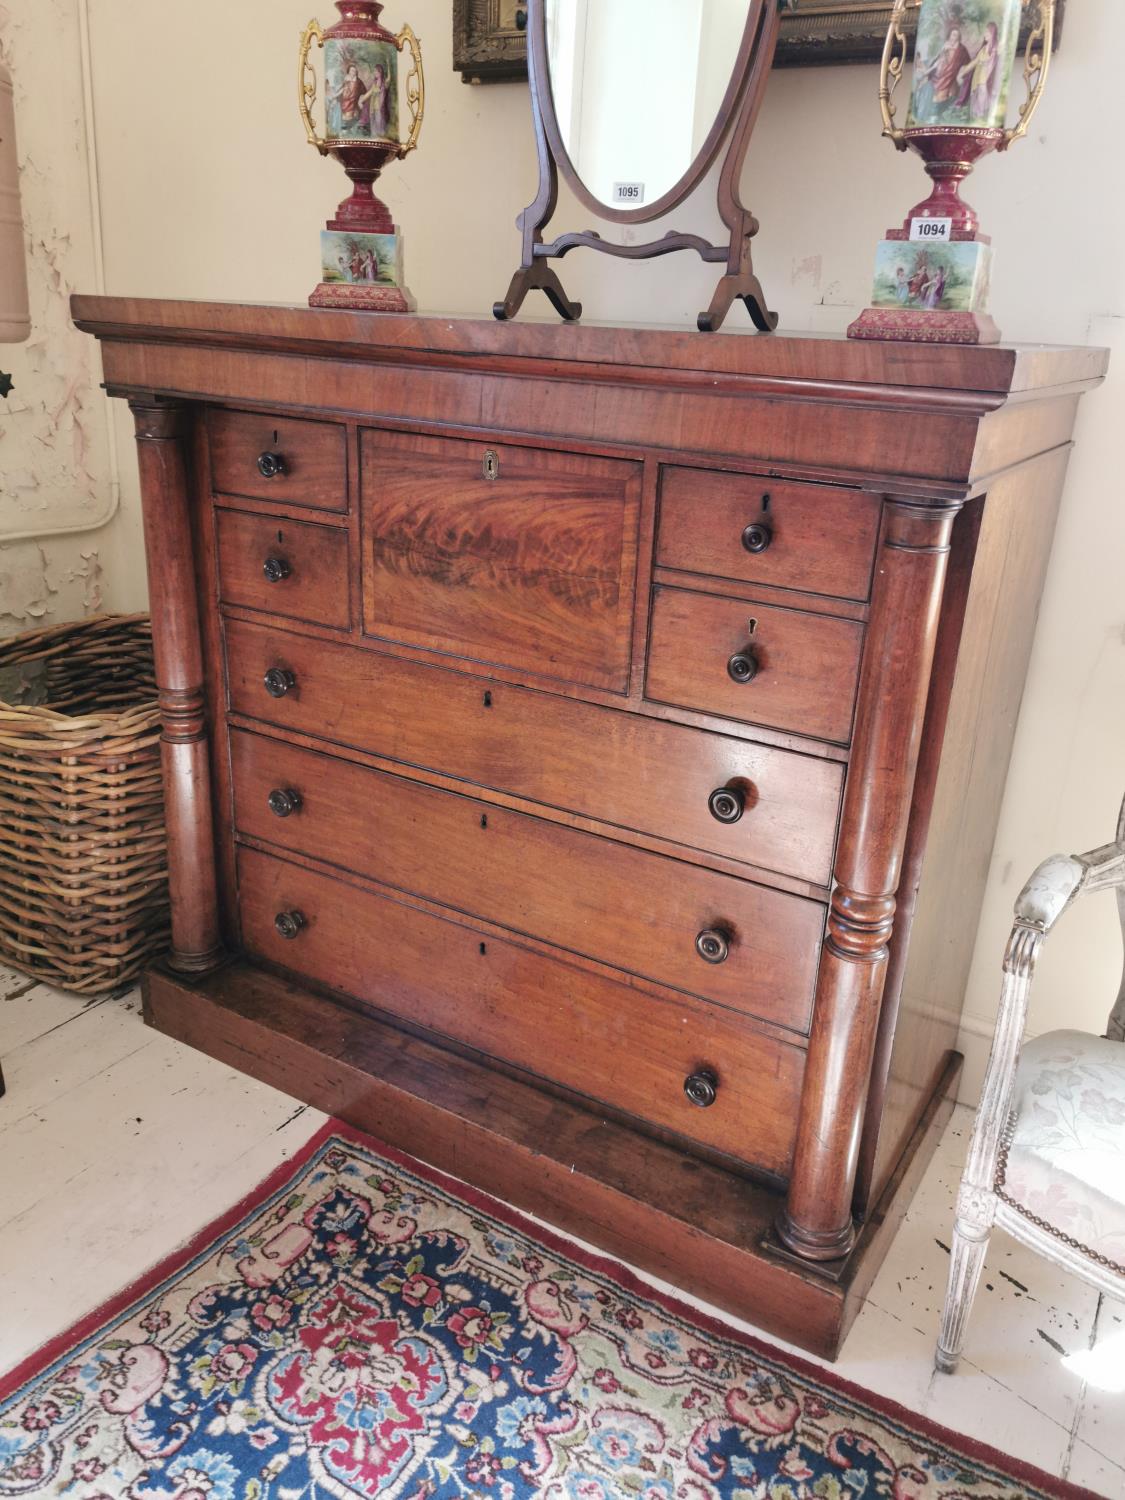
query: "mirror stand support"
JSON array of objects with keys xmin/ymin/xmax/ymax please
[
  {"xmin": 494, "ymin": 259, "xmax": 582, "ymax": 324},
  {"xmin": 494, "ymin": 0, "xmax": 785, "ymax": 334},
  {"xmin": 699, "ymin": 231, "xmax": 777, "ymax": 336}
]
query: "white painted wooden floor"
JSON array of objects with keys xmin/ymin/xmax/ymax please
[{"xmin": 1, "ymin": 965, "xmax": 1122, "ymax": 1497}]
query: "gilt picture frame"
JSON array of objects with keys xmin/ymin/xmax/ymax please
[
  {"xmin": 452, "ymin": 0, "xmax": 1064, "ymax": 82},
  {"xmin": 452, "ymin": 0, "xmax": 529, "ymax": 84}
]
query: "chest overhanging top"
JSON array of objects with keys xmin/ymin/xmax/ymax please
[{"xmin": 72, "ymin": 296, "xmax": 1108, "ymax": 496}]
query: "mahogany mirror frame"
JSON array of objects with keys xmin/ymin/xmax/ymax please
[{"xmin": 493, "ymin": 0, "xmax": 786, "ymax": 333}]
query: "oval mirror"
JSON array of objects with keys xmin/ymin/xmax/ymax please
[
  {"xmin": 544, "ymin": 0, "xmax": 758, "ymax": 216},
  {"xmin": 495, "ymin": 0, "xmax": 781, "ymax": 330}
]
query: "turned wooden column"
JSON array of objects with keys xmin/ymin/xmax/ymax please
[
  {"xmin": 130, "ymin": 399, "xmax": 224, "ymax": 975},
  {"xmin": 777, "ymin": 497, "xmax": 960, "ymax": 1262}
]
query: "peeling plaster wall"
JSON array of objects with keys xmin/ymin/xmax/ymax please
[{"xmin": 0, "ymin": 0, "xmax": 129, "ymax": 637}]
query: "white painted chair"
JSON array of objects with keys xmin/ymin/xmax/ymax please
[{"xmin": 936, "ymin": 796, "xmax": 1125, "ymax": 1374}]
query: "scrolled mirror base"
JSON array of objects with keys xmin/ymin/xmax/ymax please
[
  {"xmin": 493, "ymin": 263, "xmax": 582, "ymax": 324},
  {"xmin": 699, "ymin": 270, "xmax": 778, "ymax": 335}
]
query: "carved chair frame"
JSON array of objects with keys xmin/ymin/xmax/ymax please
[{"xmin": 936, "ymin": 795, "xmax": 1125, "ymax": 1374}]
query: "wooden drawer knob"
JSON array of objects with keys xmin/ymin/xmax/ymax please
[
  {"xmin": 727, "ymin": 651, "xmax": 759, "ymax": 684},
  {"xmin": 707, "ymin": 786, "xmax": 745, "ymax": 825},
  {"xmin": 257, "ymin": 450, "xmax": 286, "ymax": 479},
  {"xmin": 268, "ymin": 787, "xmax": 302, "ymax": 818},
  {"xmin": 695, "ymin": 928, "xmax": 730, "ymax": 965},
  {"xmin": 684, "ymin": 1068, "xmax": 718, "ymax": 1108},
  {"xmin": 263, "ymin": 555, "xmax": 291, "ymax": 583},
  {"xmin": 741, "ymin": 521, "xmax": 773, "ymax": 554},
  {"xmin": 263, "ymin": 667, "xmax": 296, "ymax": 699},
  {"xmin": 274, "ymin": 910, "xmax": 306, "ymax": 940}
]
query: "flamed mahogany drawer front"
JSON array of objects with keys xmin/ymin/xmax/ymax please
[
  {"xmin": 657, "ymin": 468, "xmax": 881, "ymax": 602},
  {"xmin": 216, "ymin": 510, "xmax": 350, "ymax": 629},
  {"xmin": 237, "ymin": 845, "xmax": 804, "ymax": 1177},
  {"xmin": 361, "ymin": 430, "xmax": 641, "ymax": 693},
  {"xmin": 224, "ymin": 619, "xmax": 844, "ymax": 886},
  {"xmin": 208, "ymin": 409, "xmax": 347, "ymax": 512},
  {"xmin": 646, "ymin": 587, "xmax": 864, "ymax": 743},
  {"xmin": 231, "ymin": 730, "xmax": 823, "ymax": 1032}
]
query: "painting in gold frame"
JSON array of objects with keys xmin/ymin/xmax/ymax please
[{"xmin": 452, "ymin": 0, "xmax": 1063, "ymax": 83}]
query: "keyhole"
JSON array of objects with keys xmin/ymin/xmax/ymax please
[
  {"xmin": 277, "ymin": 529, "xmax": 283, "ymax": 544},
  {"xmin": 483, "ymin": 690, "xmax": 492, "ymax": 708},
  {"xmin": 761, "ymin": 493, "xmax": 771, "ymax": 513},
  {"xmin": 747, "ymin": 618, "xmax": 758, "ymax": 637},
  {"xmin": 273, "ymin": 430, "xmax": 279, "ymax": 445},
  {"xmin": 480, "ymin": 814, "xmax": 488, "ymax": 829},
  {"xmin": 479, "ymin": 941, "xmax": 487, "ymax": 955}
]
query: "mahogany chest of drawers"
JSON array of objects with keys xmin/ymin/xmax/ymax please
[{"xmin": 73, "ymin": 296, "xmax": 1107, "ymax": 1357}]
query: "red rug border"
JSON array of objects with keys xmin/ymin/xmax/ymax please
[{"xmin": 0, "ymin": 1115, "xmax": 1104, "ymax": 1500}]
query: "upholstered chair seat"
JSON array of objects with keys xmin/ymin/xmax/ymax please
[{"xmin": 998, "ymin": 1029, "xmax": 1125, "ymax": 1278}]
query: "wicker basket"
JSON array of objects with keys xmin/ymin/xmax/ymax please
[{"xmin": 0, "ymin": 614, "xmax": 170, "ymax": 994}]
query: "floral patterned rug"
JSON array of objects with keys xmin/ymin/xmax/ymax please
[{"xmin": 0, "ymin": 1122, "xmax": 1096, "ymax": 1500}]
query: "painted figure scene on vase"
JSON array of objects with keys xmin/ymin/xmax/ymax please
[
  {"xmin": 325, "ymin": 38, "xmax": 400, "ymax": 142},
  {"xmin": 871, "ymin": 240, "xmax": 993, "ymax": 313},
  {"xmin": 321, "ymin": 231, "xmax": 402, "ymax": 288},
  {"xmin": 907, "ymin": 0, "xmax": 1021, "ymax": 132}
]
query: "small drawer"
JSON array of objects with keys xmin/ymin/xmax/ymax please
[
  {"xmin": 237, "ymin": 844, "xmax": 805, "ymax": 1179},
  {"xmin": 224, "ymin": 619, "xmax": 845, "ymax": 887},
  {"xmin": 646, "ymin": 586, "xmax": 863, "ymax": 743},
  {"xmin": 208, "ymin": 409, "xmax": 347, "ymax": 512},
  {"xmin": 216, "ymin": 510, "xmax": 350, "ymax": 629},
  {"xmin": 230, "ymin": 729, "xmax": 824, "ymax": 1033},
  {"xmin": 361, "ymin": 429, "xmax": 641, "ymax": 693},
  {"xmin": 658, "ymin": 468, "xmax": 880, "ymax": 602}
]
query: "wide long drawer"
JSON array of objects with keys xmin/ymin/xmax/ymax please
[
  {"xmin": 237, "ymin": 845, "xmax": 805, "ymax": 1177},
  {"xmin": 231, "ymin": 729, "xmax": 823, "ymax": 1033},
  {"xmin": 224, "ymin": 619, "xmax": 844, "ymax": 886}
]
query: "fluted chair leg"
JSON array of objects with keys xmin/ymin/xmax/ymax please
[{"xmin": 936, "ymin": 1213, "xmax": 992, "ymax": 1373}]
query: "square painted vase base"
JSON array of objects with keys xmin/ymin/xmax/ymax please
[
  {"xmin": 312, "ymin": 228, "xmax": 412, "ymax": 313},
  {"xmin": 848, "ymin": 308, "xmax": 1001, "ymax": 345},
  {"xmin": 848, "ymin": 238, "xmax": 998, "ymax": 344},
  {"xmin": 309, "ymin": 281, "xmax": 415, "ymax": 312}
]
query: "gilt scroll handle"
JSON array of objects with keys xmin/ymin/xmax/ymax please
[
  {"xmin": 298, "ymin": 20, "xmax": 327, "ymax": 154},
  {"xmin": 878, "ymin": 0, "xmax": 914, "ymax": 148},
  {"xmin": 777, "ymin": 498, "xmax": 958, "ymax": 1262},
  {"xmin": 395, "ymin": 24, "xmax": 425, "ymax": 157},
  {"xmin": 130, "ymin": 400, "xmax": 224, "ymax": 977},
  {"xmin": 1000, "ymin": 0, "xmax": 1056, "ymax": 149}
]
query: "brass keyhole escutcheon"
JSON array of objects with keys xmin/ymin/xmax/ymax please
[{"xmin": 483, "ymin": 449, "xmax": 500, "ymax": 481}]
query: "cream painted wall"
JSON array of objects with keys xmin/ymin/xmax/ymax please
[{"xmin": 8, "ymin": 0, "xmax": 1124, "ymax": 1096}]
